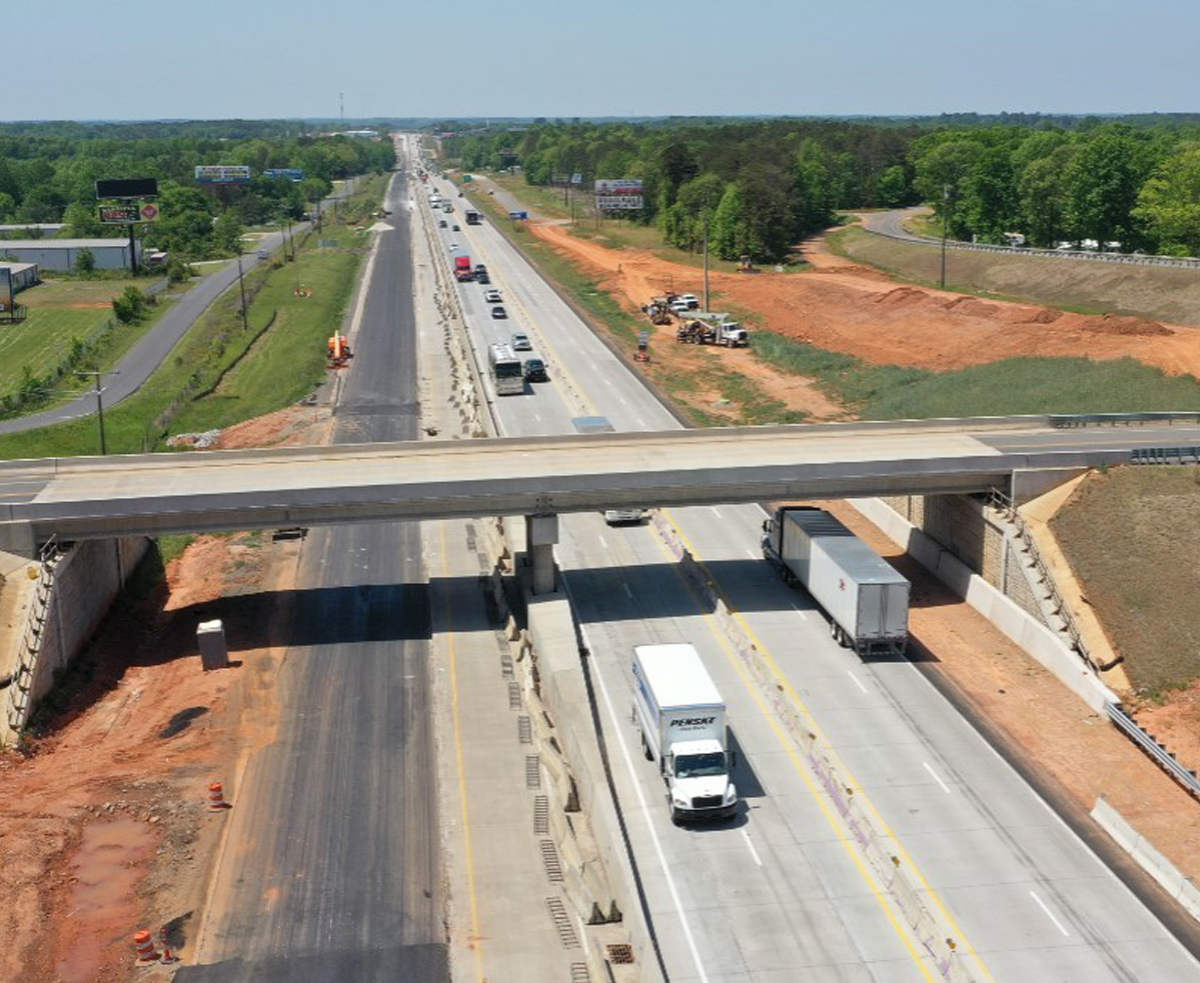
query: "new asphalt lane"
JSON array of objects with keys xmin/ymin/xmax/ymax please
[{"xmin": 177, "ymin": 163, "xmax": 447, "ymax": 982}]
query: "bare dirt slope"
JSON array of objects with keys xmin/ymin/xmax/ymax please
[
  {"xmin": 530, "ymin": 222, "xmax": 1200, "ymax": 378},
  {"xmin": 0, "ymin": 404, "xmax": 328, "ymax": 983}
]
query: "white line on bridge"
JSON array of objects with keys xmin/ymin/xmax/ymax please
[
  {"xmin": 740, "ymin": 828, "xmax": 763, "ymax": 867},
  {"xmin": 1029, "ymin": 890, "xmax": 1071, "ymax": 937},
  {"xmin": 847, "ymin": 671, "xmax": 869, "ymax": 695},
  {"xmin": 922, "ymin": 761, "xmax": 952, "ymax": 794}
]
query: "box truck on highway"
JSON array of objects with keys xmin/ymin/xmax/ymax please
[
  {"xmin": 632, "ymin": 644, "xmax": 737, "ymax": 824},
  {"xmin": 454, "ymin": 255, "xmax": 473, "ymax": 281},
  {"xmin": 762, "ymin": 507, "xmax": 909, "ymax": 656}
]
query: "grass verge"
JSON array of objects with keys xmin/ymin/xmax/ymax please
[
  {"xmin": 0, "ymin": 182, "xmax": 379, "ymax": 459},
  {"xmin": 829, "ymin": 226, "xmax": 1200, "ymax": 324},
  {"xmin": 1051, "ymin": 467, "xmax": 1200, "ymax": 696}
]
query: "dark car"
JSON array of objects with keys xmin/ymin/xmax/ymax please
[
  {"xmin": 438, "ymin": 219, "xmax": 447, "ymax": 228},
  {"xmin": 475, "ymin": 272, "xmax": 491, "ymax": 284},
  {"xmin": 491, "ymin": 306, "xmax": 508, "ymax": 319},
  {"xmin": 452, "ymin": 223, "xmax": 460, "ymax": 231},
  {"xmin": 523, "ymin": 358, "xmax": 548, "ymax": 382}
]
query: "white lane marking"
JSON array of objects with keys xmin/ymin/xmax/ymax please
[
  {"xmin": 922, "ymin": 761, "xmax": 952, "ymax": 795},
  {"xmin": 745, "ymin": 548, "xmax": 757, "ymax": 559},
  {"xmin": 847, "ymin": 670, "xmax": 869, "ymax": 695},
  {"xmin": 740, "ymin": 828, "xmax": 763, "ymax": 867},
  {"xmin": 710, "ymin": 507, "xmax": 722, "ymax": 518},
  {"xmin": 597, "ymin": 534, "xmax": 609, "ymax": 549},
  {"xmin": 1029, "ymin": 890, "xmax": 1071, "ymax": 937},
  {"xmin": 791, "ymin": 604, "xmax": 809, "ymax": 620},
  {"xmin": 584, "ymin": 624, "xmax": 712, "ymax": 983},
  {"xmin": 622, "ymin": 583, "xmax": 634, "ymax": 599}
]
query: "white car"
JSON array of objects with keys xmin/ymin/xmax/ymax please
[
  {"xmin": 484, "ymin": 289, "xmax": 502, "ymax": 303},
  {"xmin": 671, "ymin": 301, "xmax": 690, "ymax": 314},
  {"xmin": 604, "ymin": 508, "xmax": 648, "ymax": 525}
]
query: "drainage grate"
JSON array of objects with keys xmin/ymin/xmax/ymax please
[
  {"xmin": 545, "ymin": 897, "xmax": 580, "ymax": 948},
  {"xmin": 539, "ymin": 839, "xmax": 564, "ymax": 881},
  {"xmin": 533, "ymin": 795, "xmax": 550, "ymax": 836},
  {"xmin": 606, "ymin": 943, "xmax": 635, "ymax": 965},
  {"xmin": 500, "ymin": 652, "xmax": 514, "ymax": 678},
  {"xmin": 569, "ymin": 963, "xmax": 591, "ymax": 983},
  {"xmin": 508, "ymin": 680, "xmax": 522, "ymax": 710},
  {"xmin": 518, "ymin": 715, "xmax": 532, "ymax": 744},
  {"xmin": 525, "ymin": 754, "xmax": 541, "ymax": 789}
]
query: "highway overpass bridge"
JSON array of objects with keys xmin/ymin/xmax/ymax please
[{"xmin": 2, "ymin": 412, "xmax": 1199, "ymax": 585}]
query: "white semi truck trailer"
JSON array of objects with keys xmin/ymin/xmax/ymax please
[
  {"xmin": 632, "ymin": 644, "xmax": 738, "ymax": 824},
  {"xmin": 763, "ymin": 506, "xmax": 910, "ymax": 656}
]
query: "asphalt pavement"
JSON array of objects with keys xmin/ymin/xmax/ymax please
[{"xmin": 179, "ymin": 155, "xmax": 446, "ymax": 983}]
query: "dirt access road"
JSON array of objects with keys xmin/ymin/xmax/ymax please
[{"xmin": 531, "ymin": 221, "xmax": 1200, "ymax": 378}]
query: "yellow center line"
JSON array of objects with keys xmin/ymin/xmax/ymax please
[
  {"xmin": 649, "ymin": 524, "xmax": 940, "ymax": 983},
  {"xmin": 661, "ymin": 508, "xmax": 998, "ymax": 983},
  {"xmin": 440, "ymin": 520, "xmax": 486, "ymax": 983}
]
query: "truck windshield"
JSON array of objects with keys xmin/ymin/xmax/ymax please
[{"xmin": 674, "ymin": 752, "xmax": 727, "ymax": 778}]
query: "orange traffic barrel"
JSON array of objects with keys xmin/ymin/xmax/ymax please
[{"xmin": 133, "ymin": 930, "xmax": 159, "ymax": 964}]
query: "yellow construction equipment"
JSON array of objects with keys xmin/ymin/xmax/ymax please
[{"xmin": 327, "ymin": 334, "xmax": 353, "ymax": 368}]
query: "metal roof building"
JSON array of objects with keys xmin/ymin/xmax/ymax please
[
  {"xmin": 0, "ymin": 239, "xmax": 141, "ymax": 271},
  {"xmin": 0, "ymin": 262, "xmax": 40, "ymax": 291},
  {"xmin": 0, "ymin": 224, "xmax": 64, "ymax": 239}
]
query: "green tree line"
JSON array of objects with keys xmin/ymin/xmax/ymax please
[
  {"xmin": 445, "ymin": 116, "xmax": 1200, "ymax": 261},
  {"xmin": 0, "ymin": 125, "xmax": 395, "ymax": 261}
]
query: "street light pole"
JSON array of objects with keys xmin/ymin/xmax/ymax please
[
  {"xmin": 76, "ymin": 370, "xmax": 118, "ymax": 455},
  {"xmin": 236, "ymin": 256, "xmax": 249, "ymax": 332}
]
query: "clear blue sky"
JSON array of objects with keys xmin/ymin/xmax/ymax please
[{"xmin": 13, "ymin": 0, "xmax": 1200, "ymax": 120}]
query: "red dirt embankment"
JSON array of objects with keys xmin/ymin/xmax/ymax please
[{"xmin": 531, "ymin": 223, "xmax": 1200, "ymax": 377}]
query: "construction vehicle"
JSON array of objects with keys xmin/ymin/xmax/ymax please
[
  {"xmin": 327, "ymin": 334, "xmax": 353, "ymax": 368},
  {"xmin": 675, "ymin": 313, "xmax": 749, "ymax": 348},
  {"xmin": 644, "ymin": 296, "xmax": 675, "ymax": 325},
  {"xmin": 735, "ymin": 255, "xmax": 755, "ymax": 273}
]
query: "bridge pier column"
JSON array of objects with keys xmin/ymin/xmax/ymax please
[{"xmin": 524, "ymin": 513, "xmax": 559, "ymax": 595}]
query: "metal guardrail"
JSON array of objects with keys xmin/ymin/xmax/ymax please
[
  {"xmin": 1050, "ymin": 412, "xmax": 1200, "ymax": 428},
  {"xmin": 1131, "ymin": 446, "xmax": 1200, "ymax": 465},
  {"xmin": 1107, "ymin": 703, "xmax": 1200, "ymax": 799},
  {"xmin": 985, "ymin": 488, "xmax": 1114, "ymax": 672},
  {"xmin": 864, "ymin": 226, "xmax": 1200, "ymax": 269}
]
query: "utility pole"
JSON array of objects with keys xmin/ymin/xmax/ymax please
[
  {"xmin": 703, "ymin": 212, "xmax": 711, "ymax": 311},
  {"xmin": 76, "ymin": 370, "xmax": 118, "ymax": 455},
  {"xmin": 127, "ymin": 222, "xmax": 139, "ymax": 275},
  {"xmin": 940, "ymin": 184, "xmax": 950, "ymax": 290},
  {"xmin": 236, "ymin": 256, "xmax": 249, "ymax": 332}
]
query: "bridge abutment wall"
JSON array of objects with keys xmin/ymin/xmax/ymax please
[{"xmin": 4, "ymin": 537, "xmax": 149, "ymax": 738}]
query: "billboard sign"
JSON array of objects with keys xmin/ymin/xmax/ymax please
[
  {"xmin": 571, "ymin": 172, "xmax": 583, "ymax": 185},
  {"xmin": 263, "ymin": 168, "xmax": 305, "ymax": 182},
  {"xmin": 95, "ymin": 177, "xmax": 158, "ymax": 199},
  {"xmin": 595, "ymin": 178, "xmax": 643, "ymax": 210},
  {"xmin": 99, "ymin": 204, "xmax": 140, "ymax": 224},
  {"xmin": 0, "ymin": 267, "xmax": 11, "ymax": 313},
  {"xmin": 195, "ymin": 165, "xmax": 252, "ymax": 183},
  {"xmin": 139, "ymin": 202, "xmax": 160, "ymax": 222}
]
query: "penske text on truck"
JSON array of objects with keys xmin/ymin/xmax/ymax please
[
  {"xmin": 632, "ymin": 644, "xmax": 737, "ymax": 823},
  {"xmin": 762, "ymin": 506, "xmax": 909, "ymax": 655}
]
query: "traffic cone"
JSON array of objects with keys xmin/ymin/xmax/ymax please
[{"xmin": 133, "ymin": 930, "xmax": 159, "ymax": 965}]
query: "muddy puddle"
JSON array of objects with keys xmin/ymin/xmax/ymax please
[{"xmin": 56, "ymin": 818, "xmax": 157, "ymax": 983}]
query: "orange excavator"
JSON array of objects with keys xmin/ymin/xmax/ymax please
[{"xmin": 327, "ymin": 334, "xmax": 353, "ymax": 368}]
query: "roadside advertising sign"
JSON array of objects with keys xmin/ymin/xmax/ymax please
[
  {"xmin": 139, "ymin": 203, "xmax": 160, "ymax": 222},
  {"xmin": 95, "ymin": 177, "xmax": 158, "ymax": 199},
  {"xmin": 571, "ymin": 173, "xmax": 583, "ymax": 185},
  {"xmin": 552, "ymin": 172, "xmax": 570, "ymax": 185},
  {"xmin": 195, "ymin": 165, "xmax": 252, "ymax": 183},
  {"xmin": 0, "ymin": 268, "xmax": 12, "ymax": 313},
  {"xmin": 595, "ymin": 178, "xmax": 644, "ymax": 210},
  {"xmin": 263, "ymin": 168, "xmax": 305, "ymax": 182},
  {"xmin": 100, "ymin": 204, "xmax": 140, "ymax": 224}
]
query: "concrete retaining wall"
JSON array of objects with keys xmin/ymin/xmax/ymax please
[
  {"xmin": 1092, "ymin": 797, "xmax": 1200, "ymax": 924},
  {"xmin": 28, "ymin": 537, "xmax": 150, "ymax": 711},
  {"xmin": 524, "ymin": 590, "xmax": 661, "ymax": 983},
  {"xmin": 850, "ymin": 498, "xmax": 1116, "ymax": 712}
]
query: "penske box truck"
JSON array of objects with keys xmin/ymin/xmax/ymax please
[
  {"xmin": 762, "ymin": 506, "xmax": 909, "ymax": 656},
  {"xmin": 632, "ymin": 644, "xmax": 737, "ymax": 824}
]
